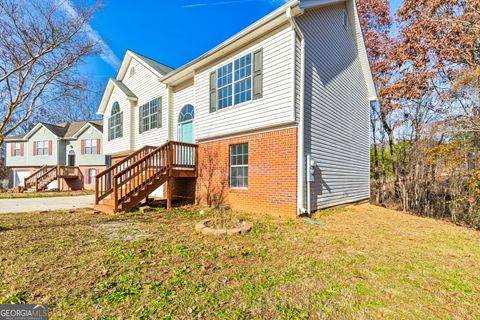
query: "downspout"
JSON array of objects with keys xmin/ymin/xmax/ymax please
[{"xmin": 286, "ymin": 5, "xmax": 307, "ymax": 215}]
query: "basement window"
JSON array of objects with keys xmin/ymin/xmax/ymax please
[{"xmin": 230, "ymin": 143, "xmax": 248, "ymax": 189}]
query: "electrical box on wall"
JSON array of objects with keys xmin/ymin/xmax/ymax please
[{"xmin": 306, "ymin": 154, "xmax": 315, "ymax": 182}]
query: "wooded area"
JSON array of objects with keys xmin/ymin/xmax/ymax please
[{"xmin": 359, "ymin": 0, "xmax": 480, "ymax": 228}]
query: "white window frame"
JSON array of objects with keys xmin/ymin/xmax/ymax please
[
  {"xmin": 88, "ymin": 169, "xmax": 96, "ymax": 184},
  {"xmin": 36, "ymin": 141, "xmax": 48, "ymax": 156},
  {"xmin": 108, "ymin": 102, "xmax": 122, "ymax": 141},
  {"xmin": 84, "ymin": 139, "xmax": 97, "ymax": 155},
  {"xmin": 140, "ymin": 98, "xmax": 160, "ymax": 133},
  {"xmin": 13, "ymin": 143, "xmax": 21, "ymax": 157},
  {"xmin": 230, "ymin": 143, "xmax": 248, "ymax": 189},
  {"xmin": 216, "ymin": 53, "xmax": 253, "ymax": 111}
]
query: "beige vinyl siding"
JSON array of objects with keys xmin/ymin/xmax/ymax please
[
  {"xmin": 123, "ymin": 59, "xmax": 169, "ymax": 149},
  {"xmin": 297, "ymin": 3, "xmax": 370, "ymax": 210},
  {"xmin": 172, "ymin": 80, "xmax": 195, "ymax": 141},
  {"xmin": 103, "ymin": 86, "xmax": 132, "ymax": 156},
  {"xmin": 193, "ymin": 24, "xmax": 295, "ymax": 140}
]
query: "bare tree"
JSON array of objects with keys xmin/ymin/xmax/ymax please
[{"xmin": 0, "ymin": 0, "xmax": 100, "ymax": 144}]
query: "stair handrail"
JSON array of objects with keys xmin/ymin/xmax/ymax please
[
  {"xmin": 111, "ymin": 141, "xmax": 198, "ymax": 212},
  {"xmin": 112, "ymin": 142, "xmax": 173, "ymax": 211},
  {"xmin": 24, "ymin": 165, "xmax": 50, "ymax": 189},
  {"xmin": 35, "ymin": 166, "xmax": 57, "ymax": 191},
  {"xmin": 95, "ymin": 145, "xmax": 157, "ymax": 204}
]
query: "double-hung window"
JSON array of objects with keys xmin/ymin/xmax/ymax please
[
  {"xmin": 13, "ymin": 143, "xmax": 21, "ymax": 156},
  {"xmin": 36, "ymin": 141, "xmax": 48, "ymax": 155},
  {"xmin": 84, "ymin": 139, "xmax": 97, "ymax": 154},
  {"xmin": 139, "ymin": 98, "xmax": 160, "ymax": 133},
  {"xmin": 88, "ymin": 169, "xmax": 96, "ymax": 184},
  {"xmin": 216, "ymin": 53, "xmax": 252, "ymax": 110},
  {"xmin": 108, "ymin": 102, "xmax": 123, "ymax": 141},
  {"xmin": 234, "ymin": 54, "xmax": 252, "ymax": 104},
  {"xmin": 230, "ymin": 143, "xmax": 248, "ymax": 189}
]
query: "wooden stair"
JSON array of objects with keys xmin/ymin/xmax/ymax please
[
  {"xmin": 24, "ymin": 165, "xmax": 80, "ymax": 192},
  {"xmin": 94, "ymin": 141, "xmax": 198, "ymax": 214}
]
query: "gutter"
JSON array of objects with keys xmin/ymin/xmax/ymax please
[
  {"xmin": 286, "ymin": 6, "xmax": 307, "ymax": 215},
  {"xmin": 161, "ymin": 0, "xmax": 300, "ymax": 85}
]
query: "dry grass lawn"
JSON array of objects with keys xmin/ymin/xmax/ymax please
[{"xmin": 0, "ymin": 204, "xmax": 479, "ymax": 319}]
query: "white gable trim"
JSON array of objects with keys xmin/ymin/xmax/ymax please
[
  {"xmin": 23, "ymin": 123, "xmax": 59, "ymax": 140},
  {"xmin": 117, "ymin": 50, "xmax": 167, "ymax": 81},
  {"xmin": 71, "ymin": 122, "xmax": 103, "ymax": 139},
  {"xmin": 97, "ymin": 78, "xmax": 137, "ymax": 116}
]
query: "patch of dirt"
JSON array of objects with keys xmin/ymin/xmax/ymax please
[{"xmin": 95, "ymin": 221, "xmax": 151, "ymax": 241}]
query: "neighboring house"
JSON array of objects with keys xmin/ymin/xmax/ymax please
[
  {"xmin": 95, "ymin": 0, "xmax": 377, "ymax": 216},
  {"xmin": 5, "ymin": 120, "xmax": 106, "ymax": 191}
]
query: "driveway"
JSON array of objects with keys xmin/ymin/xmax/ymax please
[{"xmin": 0, "ymin": 195, "xmax": 94, "ymax": 213}]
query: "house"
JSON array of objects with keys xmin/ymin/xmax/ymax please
[
  {"xmin": 5, "ymin": 120, "xmax": 106, "ymax": 191},
  {"xmin": 94, "ymin": 0, "xmax": 376, "ymax": 216}
]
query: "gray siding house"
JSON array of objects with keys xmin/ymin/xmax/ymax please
[
  {"xmin": 5, "ymin": 120, "xmax": 107, "ymax": 190},
  {"xmin": 93, "ymin": 0, "xmax": 377, "ymax": 215}
]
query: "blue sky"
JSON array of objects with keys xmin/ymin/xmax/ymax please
[{"xmin": 83, "ymin": 0, "xmax": 403, "ymax": 87}]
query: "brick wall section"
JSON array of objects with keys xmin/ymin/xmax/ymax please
[{"xmin": 197, "ymin": 127, "xmax": 298, "ymax": 217}]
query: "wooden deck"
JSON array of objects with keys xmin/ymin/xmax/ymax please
[{"xmin": 94, "ymin": 141, "xmax": 198, "ymax": 214}]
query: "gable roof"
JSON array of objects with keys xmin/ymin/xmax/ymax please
[
  {"xmin": 160, "ymin": 0, "xmax": 376, "ymax": 101},
  {"xmin": 5, "ymin": 120, "xmax": 103, "ymax": 141},
  {"xmin": 111, "ymin": 79, "xmax": 137, "ymax": 100},
  {"xmin": 129, "ymin": 50, "xmax": 174, "ymax": 76},
  {"xmin": 97, "ymin": 78, "xmax": 138, "ymax": 115}
]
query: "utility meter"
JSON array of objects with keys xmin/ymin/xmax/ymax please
[{"xmin": 306, "ymin": 154, "xmax": 315, "ymax": 182}]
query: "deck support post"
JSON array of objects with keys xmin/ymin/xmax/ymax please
[{"xmin": 166, "ymin": 177, "xmax": 173, "ymax": 210}]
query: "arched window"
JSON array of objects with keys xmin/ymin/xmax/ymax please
[
  {"xmin": 178, "ymin": 104, "xmax": 194, "ymax": 123},
  {"xmin": 108, "ymin": 102, "xmax": 123, "ymax": 141}
]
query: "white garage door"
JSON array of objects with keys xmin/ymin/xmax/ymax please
[{"xmin": 14, "ymin": 170, "xmax": 31, "ymax": 187}]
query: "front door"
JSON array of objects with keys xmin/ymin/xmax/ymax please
[
  {"xmin": 179, "ymin": 121, "xmax": 193, "ymax": 143},
  {"xmin": 177, "ymin": 104, "xmax": 195, "ymax": 165},
  {"xmin": 68, "ymin": 153, "xmax": 75, "ymax": 166}
]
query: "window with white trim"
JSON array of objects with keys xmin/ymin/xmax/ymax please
[
  {"xmin": 217, "ymin": 53, "xmax": 252, "ymax": 110},
  {"xmin": 230, "ymin": 143, "xmax": 248, "ymax": 188},
  {"xmin": 36, "ymin": 141, "xmax": 48, "ymax": 155},
  {"xmin": 108, "ymin": 102, "xmax": 123, "ymax": 141},
  {"xmin": 140, "ymin": 98, "xmax": 160, "ymax": 133},
  {"xmin": 84, "ymin": 139, "xmax": 98, "ymax": 154},
  {"xmin": 88, "ymin": 169, "xmax": 96, "ymax": 184},
  {"xmin": 13, "ymin": 143, "xmax": 21, "ymax": 156}
]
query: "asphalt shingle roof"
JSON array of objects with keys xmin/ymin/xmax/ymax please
[
  {"xmin": 5, "ymin": 120, "xmax": 103, "ymax": 141},
  {"xmin": 111, "ymin": 79, "xmax": 137, "ymax": 99},
  {"xmin": 130, "ymin": 50, "xmax": 175, "ymax": 76}
]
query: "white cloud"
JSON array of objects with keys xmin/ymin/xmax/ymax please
[
  {"xmin": 60, "ymin": 1, "xmax": 121, "ymax": 71},
  {"xmin": 182, "ymin": 0, "xmax": 256, "ymax": 8}
]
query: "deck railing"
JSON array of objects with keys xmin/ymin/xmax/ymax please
[
  {"xmin": 98, "ymin": 141, "xmax": 198, "ymax": 211},
  {"xmin": 24, "ymin": 165, "xmax": 81, "ymax": 191},
  {"xmin": 58, "ymin": 166, "xmax": 79, "ymax": 177}
]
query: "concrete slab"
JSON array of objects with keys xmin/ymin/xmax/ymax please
[{"xmin": 0, "ymin": 195, "xmax": 94, "ymax": 213}]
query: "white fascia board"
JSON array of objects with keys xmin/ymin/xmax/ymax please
[
  {"xmin": 161, "ymin": 0, "xmax": 301, "ymax": 85},
  {"xmin": 97, "ymin": 79, "xmax": 137, "ymax": 115},
  {"xmin": 71, "ymin": 122, "xmax": 103, "ymax": 139},
  {"xmin": 117, "ymin": 50, "xmax": 166, "ymax": 81},
  {"xmin": 23, "ymin": 123, "xmax": 59, "ymax": 140}
]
